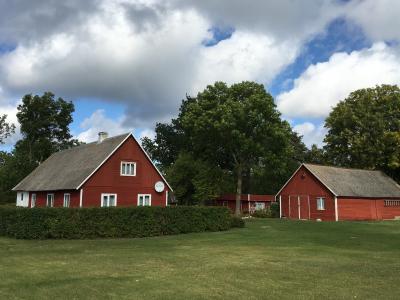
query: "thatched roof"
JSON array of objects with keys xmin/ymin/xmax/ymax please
[
  {"xmin": 304, "ymin": 164, "xmax": 400, "ymax": 198},
  {"xmin": 13, "ymin": 133, "xmax": 130, "ymax": 191}
]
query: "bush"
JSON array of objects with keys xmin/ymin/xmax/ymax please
[
  {"xmin": 252, "ymin": 203, "xmax": 280, "ymax": 218},
  {"xmin": 230, "ymin": 216, "xmax": 245, "ymax": 228},
  {"xmin": 0, "ymin": 206, "xmax": 242, "ymax": 239}
]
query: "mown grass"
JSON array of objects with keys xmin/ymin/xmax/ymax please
[{"xmin": 1, "ymin": 219, "xmax": 400, "ymax": 299}]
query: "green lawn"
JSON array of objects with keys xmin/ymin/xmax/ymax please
[{"xmin": 1, "ymin": 219, "xmax": 400, "ymax": 299}]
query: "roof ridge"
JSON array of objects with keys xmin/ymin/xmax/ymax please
[{"xmin": 304, "ymin": 163, "xmax": 380, "ymax": 173}]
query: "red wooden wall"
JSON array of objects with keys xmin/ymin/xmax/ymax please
[
  {"xmin": 338, "ymin": 198, "xmax": 400, "ymax": 220},
  {"xmin": 81, "ymin": 136, "xmax": 169, "ymax": 207},
  {"xmin": 278, "ymin": 166, "xmax": 336, "ymax": 221},
  {"xmin": 29, "ymin": 190, "xmax": 80, "ymax": 208}
]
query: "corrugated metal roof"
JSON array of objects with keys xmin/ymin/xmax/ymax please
[
  {"xmin": 13, "ymin": 133, "xmax": 130, "ymax": 191},
  {"xmin": 304, "ymin": 164, "xmax": 400, "ymax": 198}
]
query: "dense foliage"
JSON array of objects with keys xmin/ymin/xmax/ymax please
[
  {"xmin": 143, "ymin": 82, "xmax": 306, "ymax": 212},
  {"xmin": 0, "ymin": 206, "xmax": 240, "ymax": 239},
  {"xmin": 324, "ymin": 85, "xmax": 400, "ymax": 181},
  {"xmin": 0, "ymin": 92, "xmax": 79, "ymax": 203}
]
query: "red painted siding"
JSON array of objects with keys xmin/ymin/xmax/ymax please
[
  {"xmin": 278, "ymin": 166, "xmax": 336, "ymax": 221},
  {"xmin": 29, "ymin": 190, "xmax": 80, "ymax": 208},
  {"xmin": 338, "ymin": 198, "xmax": 400, "ymax": 220},
  {"xmin": 81, "ymin": 136, "xmax": 169, "ymax": 207}
]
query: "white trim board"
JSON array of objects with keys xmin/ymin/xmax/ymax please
[{"xmin": 76, "ymin": 133, "xmax": 173, "ymax": 191}]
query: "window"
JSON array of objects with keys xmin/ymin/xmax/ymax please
[
  {"xmin": 384, "ymin": 200, "xmax": 400, "ymax": 207},
  {"xmin": 121, "ymin": 162, "xmax": 136, "ymax": 176},
  {"xmin": 64, "ymin": 193, "xmax": 70, "ymax": 208},
  {"xmin": 255, "ymin": 202, "xmax": 265, "ymax": 211},
  {"xmin": 316, "ymin": 197, "xmax": 325, "ymax": 210},
  {"xmin": 222, "ymin": 201, "xmax": 228, "ymax": 207},
  {"xmin": 137, "ymin": 194, "xmax": 151, "ymax": 206},
  {"xmin": 47, "ymin": 194, "xmax": 54, "ymax": 207},
  {"xmin": 101, "ymin": 194, "xmax": 117, "ymax": 207},
  {"xmin": 31, "ymin": 194, "xmax": 36, "ymax": 208}
]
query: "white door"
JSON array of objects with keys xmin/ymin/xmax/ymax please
[{"xmin": 16, "ymin": 192, "xmax": 29, "ymax": 207}]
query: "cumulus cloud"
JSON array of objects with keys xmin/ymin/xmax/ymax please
[
  {"xmin": 346, "ymin": 0, "xmax": 400, "ymax": 42},
  {"xmin": 293, "ymin": 122, "xmax": 327, "ymax": 148},
  {"xmin": 0, "ymin": 0, "xmax": 346, "ymax": 131},
  {"xmin": 277, "ymin": 43, "xmax": 400, "ymax": 118},
  {"xmin": 76, "ymin": 109, "xmax": 133, "ymax": 143}
]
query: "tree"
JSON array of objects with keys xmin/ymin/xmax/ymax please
[
  {"xmin": 304, "ymin": 144, "xmax": 327, "ymax": 165},
  {"xmin": 181, "ymin": 82, "xmax": 296, "ymax": 215},
  {"xmin": 14, "ymin": 92, "xmax": 78, "ymax": 170},
  {"xmin": 324, "ymin": 85, "xmax": 400, "ymax": 181},
  {"xmin": 0, "ymin": 114, "xmax": 15, "ymax": 144}
]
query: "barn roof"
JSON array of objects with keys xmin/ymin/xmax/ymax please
[
  {"xmin": 13, "ymin": 133, "xmax": 173, "ymax": 192},
  {"xmin": 303, "ymin": 164, "xmax": 400, "ymax": 198}
]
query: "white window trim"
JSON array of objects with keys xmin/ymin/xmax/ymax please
[
  {"xmin": 63, "ymin": 193, "xmax": 71, "ymax": 208},
  {"xmin": 47, "ymin": 193, "xmax": 54, "ymax": 207},
  {"xmin": 316, "ymin": 197, "xmax": 325, "ymax": 211},
  {"xmin": 120, "ymin": 161, "xmax": 137, "ymax": 176},
  {"xmin": 101, "ymin": 193, "xmax": 117, "ymax": 207},
  {"xmin": 137, "ymin": 194, "xmax": 152, "ymax": 206},
  {"xmin": 31, "ymin": 193, "xmax": 36, "ymax": 208}
]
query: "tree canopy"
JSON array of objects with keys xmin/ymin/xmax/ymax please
[
  {"xmin": 324, "ymin": 84, "xmax": 400, "ymax": 181},
  {"xmin": 0, "ymin": 114, "xmax": 15, "ymax": 144},
  {"xmin": 143, "ymin": 81, "xmax": 306, "ymax": 213}
]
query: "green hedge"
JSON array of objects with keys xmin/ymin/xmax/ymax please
[{"xmin": 0, "ymin": 206, "xmax": 243, "ymax": 239}]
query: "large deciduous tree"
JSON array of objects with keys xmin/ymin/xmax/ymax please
[
  {"xmin": 181, "ymin": 82, "xmax": 297, "ymax": 215},
  {"xmin": 15, "ymin": 92, "xmax": 78, "ymax": 169},
  {"xmin": 324, "ymin": 84, "xmax": 400, "ymax": 181}
]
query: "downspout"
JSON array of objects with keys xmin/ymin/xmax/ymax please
[
  {"xmin": 279, "ymin": 195, "xmax": 282, "ymax": 219},
  {"xmin": 80, "ymin": 189, "xmax": 83, "ymax": 208}
]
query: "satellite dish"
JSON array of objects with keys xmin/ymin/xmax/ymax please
[{"xmin": 155, "ymin": 181, "xmax": 165, "ymax": 193}]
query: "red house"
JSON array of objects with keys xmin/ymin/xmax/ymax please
[
  {"xmin": 277, "ymin": 164, "xmax": 400, "ymax": 221},
  {"xmin": 13, "ymin": 132, "xmax": 172, "ymax": 208},
  {"xmin": 215, "ymin": 194, "xmax": 276, "ymax": 214}
]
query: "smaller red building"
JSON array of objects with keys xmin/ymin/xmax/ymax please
[
  {"xmin": 215, "ymin": 194, "xmax": 275, "ymax": 214},
  {"xmin": 13, "ymin": 132, "xmax": 173, "ymax": 208},
  {"xmin": 277, "ymin": 164, "xmax": 400, "ymax": 221}
]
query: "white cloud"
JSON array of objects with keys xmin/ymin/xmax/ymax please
[
  {"xmin": 277, "ymin": 43, "xmax": 400, "ymax": 118},
  {"xmin": 76, "ymin": 109, "xmax": 133, "ymax": 143},
  {"xmin": 0, "ymin": 0, "xmax": 346, "ymax": 130},
  {"xmin": 346, "ymin": 0, "xmax": 400, "ymax": 42},
  {"xmin": 293, "ymin": 122, "xmax": 327, "ymax": 148}
]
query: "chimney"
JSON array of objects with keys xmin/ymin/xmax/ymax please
[{"xmin": 98, "ymin": 132, "xmax": 108, "ymax": 143}]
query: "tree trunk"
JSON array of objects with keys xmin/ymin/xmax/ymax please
[{"xmin": 235, "ymin": 165, "xmax": 243, "ymax": 216}]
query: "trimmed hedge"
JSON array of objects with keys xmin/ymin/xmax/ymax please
[{"xmin": 0, "ymin": 206, "xmax": 242, "ymax": 239}]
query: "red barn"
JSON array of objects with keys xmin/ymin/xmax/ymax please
[
  {"xmin": 277, "ymin": 164, "xmax": 400, "ymax": 221},
  {"xmin": 215, "ymin": 194, "xmax": 276, "ymax": 214},
  {"xmin": 13, "ymin": 132, "xmax": 172, "ymax": 208}
]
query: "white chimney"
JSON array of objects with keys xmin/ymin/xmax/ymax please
[{"xmin": 98, "ymin": 132, "xmax": 108, "ymax": 143}]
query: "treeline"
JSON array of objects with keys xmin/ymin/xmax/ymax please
[{"xmin": 1, "ymin": 84, "xmax": 399, "ymax": 210}]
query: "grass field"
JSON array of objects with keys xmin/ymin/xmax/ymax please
[{"xmin": 1, "ymin": 219, "xmax": 400, "ymax": 299}]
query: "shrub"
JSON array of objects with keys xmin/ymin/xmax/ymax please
[
  {"xmin": 252, "ymin": 203, "xmax": 280, "ymax": 218},
  {"xmin": 0, "ymin": 206, "xmax": 242, "ymax": 239},
  {"xmin": 230, "ymin": 216, "xmax": 245, "ymax": 228}
]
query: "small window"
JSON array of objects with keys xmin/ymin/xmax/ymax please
[
  {"xmin": 101, "ymin": 194, "xmax": 117, "ymax": 207},
  {"xmin": 316, "ymin": 197, "xmax": 325, "ymax": 210},
  {"xmin": 64, "ymin": 194, "xmax": 70, "ymax": 208},
  {"xmin": 121, "ymin": 162, "xmax": 136, "ymax": 176},
  {"xmin": 255, "ymin": 202, "xmax": 265, "ymax": 211},
  {"xmin": 222, "ymin": 201, "xmax": 228, "ymax": 207},
  {"xmin": 47, "ymin": 194, "xmax": 54, "ymax": 207},
  {"xmin": 138, "ymin": 194, "xmax": 151, "ymax": 206},
  {"xmin": 31, "ymin": 194, "xmax": 36, "ymax": 208}
]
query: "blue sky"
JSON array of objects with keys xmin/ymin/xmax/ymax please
[{"xmin": 0, "ymin": 0, "xmax": 399, "ymax": 150}]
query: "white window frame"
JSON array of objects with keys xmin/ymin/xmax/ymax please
[
  {"xmin": 316, "ymin": 197, "xmax": 325, "ymax": 211},
  {"xmin": 120, "ymin": 161, "xmax": 136, "ymax": 176},
  {"xmin": 31, "ymin": 193, "xmax": 36, "ymax": 208},
  {"xmin": 63, "ymin": 193, "xmax": 70, "ymax": 208},
  {"xmin": 255, "ymin": 202, "xmax": 265, "ymax": 211},
  {"xmin": 101, "ymin": 193, "xmax": 117, "ymax": 207},
  {"xmin": 137, "ymin": 194, "xmax": 152, "ymax": 206},
  {"xmin": 47, "ymin": 193, "xmax": 54, "ymax": 207}
]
